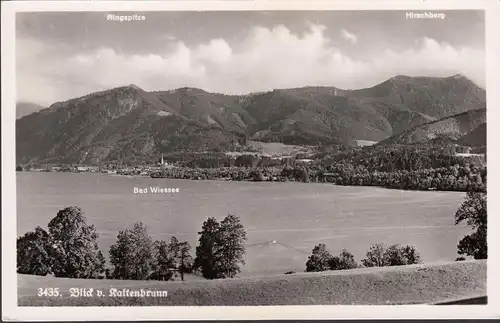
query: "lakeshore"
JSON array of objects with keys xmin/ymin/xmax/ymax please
[{"xmin": 17, "ymin": 161, "xmax": 486, "ymax": 193}]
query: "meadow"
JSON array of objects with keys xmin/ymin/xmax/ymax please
[
  {"xmin": 18, "ymin": 260, "xmax": 486, "ymax": 305},
  {"xmin": 17, "ymin": 172, "xmax": 470, "ymax": 276}
]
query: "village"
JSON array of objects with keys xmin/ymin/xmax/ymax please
[{"xmin": 16, "ymin": 156, "xmax": 178, "ymax": 176}]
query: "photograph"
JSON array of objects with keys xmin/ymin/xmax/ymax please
[{"xmin": 2, "ymin": 0, "xmax": 498, "ymax": 320}]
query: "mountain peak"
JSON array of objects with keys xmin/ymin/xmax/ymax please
[
  {"xmin": 177, "ymin": 87, "xmax": 207, "ymax": 93},
  {"xmin": 390, "ymin": 75, "xmax": 412, "ymax": 81},
  {"xmin": 129, "ymin": 84, "xmax": 142, "ymax": 90},
  {"xmin": 448, "ymin": 73, "xmax": 469, "ymax": 81}
]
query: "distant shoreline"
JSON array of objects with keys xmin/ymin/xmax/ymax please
[{"xmin": 17, "ymin": 169, "xmax": 474, "ymax": 194}]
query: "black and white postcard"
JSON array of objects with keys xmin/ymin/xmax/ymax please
[{"xmin": 2, "ymin": 0, "xmax": 499, "ymax": 321}]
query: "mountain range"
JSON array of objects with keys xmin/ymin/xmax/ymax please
[{"xmin": 16, "ymin": 74, "xmax": 486, "ymax": 164}]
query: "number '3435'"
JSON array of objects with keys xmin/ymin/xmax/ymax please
[{"xmin": 37, "ymin": 288, "xmax": 60, "ymax": 297}]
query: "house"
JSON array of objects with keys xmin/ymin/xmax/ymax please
[{"xmin": 296, "ymin": 159, "xmax": 314, "ymax": 163}]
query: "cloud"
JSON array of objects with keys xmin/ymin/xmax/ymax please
[
  {"xmin": 341, "ymin": 29, "xmax": 357, "ymax": 44},
  {"xmin": 195, "ymin": 38, "xmax": 232, "ymax": 64},
  {"xmin": 16, "ymin": 24, "xmax": 485, "ymax": 105}
]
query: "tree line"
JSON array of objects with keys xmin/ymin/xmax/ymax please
[
  {"xmin": 17, "ymin": 207, "xmax": 247, "ymax": 281},
  {"xmin": 17, "ymin": 191, "xmax": 486, "ymax": 279},
  {"xmin": 161, "ymin": 143, "xmax": 486, "ymax": 172},
  {"xmin": 305, "ymin": 243, "xmax": 422, "ymax": 272},
  {"xmin": 148, "ymin": 143, "xmax": 487, "ymax": 193},
  {"xmin": 150, "ymin": 162, "xmax": 486, "ymax": 193},
  {"xmin": 312, "ymin": 163, "xmax": 486, "ymax": 192},
  {"xmin": 320, "ymin": 144, "xmax": 485, "ymax": 172},
  {"xmin": 305, "ymin": 191, "xmax": 487, "ymax": 273}
]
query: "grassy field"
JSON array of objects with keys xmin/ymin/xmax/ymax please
[{"xmin": 18, "ymin": 260, "xmax": 486, "ymax": 306}]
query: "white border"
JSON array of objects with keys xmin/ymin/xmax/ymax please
[{"xmin": 2, "ymin": 0, "xmax": 499, "ymax": 321}]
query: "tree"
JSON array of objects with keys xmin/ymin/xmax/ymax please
[
  {"xmin": 400, "ymin": 245, "xmax": 422, "ymax": 265},
  {"xmin": 361, "ymin": 243, "xmax": 387, "ymax": 267},
  {"xmin": 383, "ymin": 244, "xmax": 410, "ymax": 266},
  {"xmin": 455, "ymin": 192, "xmax": 487, "ymax": 259},
  {"xmin": 96, "ymin": 250, "xmax": 106, "ymax": 278},
  {"xmin": 457, "ymin": 227, "xmax": 487, "ymax": 260},
  {"xmin": 194, "ymin": 217, "xmax": 223, "ymax": 279},
  {"xmin": 164, "ymin": 236, "xmax": 193, "ymax": 281},
  {"xmin": 109, "ymin": 222, "xmax": 154, "ymax": 280},
  {"xmin": 127, "ymin": 222, "xmax": 154, "ymax": 279},
  {"xmin": 218, "ymin": 214, "xmax": 247, "ymax": 278},
  {"xmin": 150, "ymin": 240, "xmax": 174, "ymax": 281},
  {"xmin": 168, "ymin": 236, "xmax": 180, "ymax": 264},
  {"xmin": 336, "ymin": 249, "xmax": 358, "ymax": 270},
  {"xmin": 249, "ymin": 169, "xmax": 264, "ymax": 181},
  {"xmin": 362, "ymin": 243, "xmax": 421, "ymax": 267},
  {"xmin": 17, "ymin": 226, "xmax": 53, "ymax": 276},
  {"xmin": 306, "ymin": 243, "xmax": 333, "ymax": 272},
  {"xmin": 177, "ymin": 241, "xmax": 193, "ymax": 281},
  {"xmin": 194, "ymin": 214, "xmax": 247, "ymax": 279},
  {"xmin": 296, "ymin": 167, "xmax": 309, "ymax": 183},
  {"xmin": 47, "ymin": 206, "xmax": 105, "ymax": 278}
]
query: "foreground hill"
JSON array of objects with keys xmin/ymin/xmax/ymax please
[
  {"xmin": 16, "ymin": 75, "xmax": 485, "ymax": 164},
  {"xmin": 18, "ymin": 260, "xmax": 486, "ymax": 306},
  {"xmin": 378, "ymin": 108, "xmax": 486, "ymax": 146},
  {"xmin": 16, "ymin": 102, "xmax": 45, "ymax": 119}
]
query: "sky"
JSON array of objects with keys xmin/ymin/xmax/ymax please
[{"xmin": 16, "ymin": 10, "xmax": 485, "ymax": 106}]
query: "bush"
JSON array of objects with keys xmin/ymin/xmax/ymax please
[
  {"xmin": 361, "ymin": 244, "xmax": 421, "ymax": 267},
  {"xmin": 456, "ymin": 256, "xmax": 467, "ymax": 261},
  {"xmin": 48, "ymin": 206, "xmax": 105, "ymax": 278}
]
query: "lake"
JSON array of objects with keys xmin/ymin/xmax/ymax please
[{"xmin": 16, "ymin": 172, "xmax": 470, "ymax": 276}]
